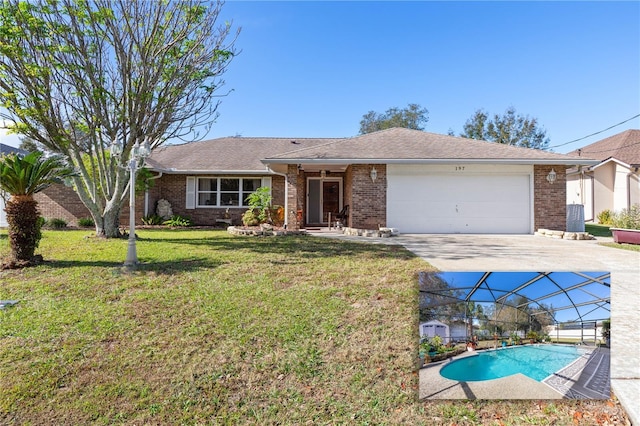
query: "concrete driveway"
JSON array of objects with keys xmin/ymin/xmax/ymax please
[{"xmin": 312, "ymin": 231, "xmax": 640, "ymax": 424}]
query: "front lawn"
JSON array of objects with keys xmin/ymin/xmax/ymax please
[{"xmin": 0, "ymin": 230, "xmax": 630, "ymax": 424}]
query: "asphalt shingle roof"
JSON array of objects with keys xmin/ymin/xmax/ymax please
[
  {"xmin": 0, "ymin": 143, "xmax": 28, "ymax": 156},
  {"xmin": 148, "ymin": 128, "xmax": 597, "ymax": 172},
  {"xmin": 264, "ymin": 128, "xmax": 594, "ymax": 164},
  {"xmin": 568, "ymin": 129, "xmax": 640, "ymax": 166},
  {"xmin": 147, "ymin": 136, "xmax": 340, "ymax": 172}
]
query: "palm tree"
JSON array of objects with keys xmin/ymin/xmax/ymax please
[{"xmin": 0, "ymin": 151, "xmax": 75, "ymax": 264}]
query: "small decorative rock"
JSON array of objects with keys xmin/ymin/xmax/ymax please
[{"xmin": 378, "ymin": 227, "xmax": 399, "ymax": 237}]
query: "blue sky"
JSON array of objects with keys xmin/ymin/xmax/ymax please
[{"xmin": 1, "ymin": 1, "xmax": 638, "ymax": 153}]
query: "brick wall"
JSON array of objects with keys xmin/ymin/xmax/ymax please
[
  {"xmin": 150, "ymin": 173, "xmax": 286, "ymax": 226},
  {"xmin": 344, "ymin": 166, "xmax": 353, "ymax": 228},
  {"xmin": 349, "ymin": 164, "xmax": 387, "ymax": 229},
  {"xmin": 286, "ymin": 164, "xmax": 302, "ymax": 229},
  {"xmin": 35, "ymin": 184, "xmax": 93, "ymax": 226},
  {"xmin": 534, "ymin": 165, "xmax": 567, "ymax": 231},
  {"xmin": 33, "ymin": 173, "xmax": 286, "ymax": 228},
  {"xmin": 34, "ymin": 183, "xmax": 146, "ymax": 227}
]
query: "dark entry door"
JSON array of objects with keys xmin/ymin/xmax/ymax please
[{"xmin": 307, "ymin": 178, "xmax": 341, "ymax": 225}]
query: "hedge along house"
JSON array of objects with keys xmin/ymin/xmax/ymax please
[{"xmin": 144, "ymin": 127, "xmax": 598, "ymax": 234}]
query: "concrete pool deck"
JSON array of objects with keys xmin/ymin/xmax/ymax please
[
  {"xmin": 418, "ymin": 346, "xmax": 610, "ymax": 400},
  {"xmin": 419, "ymin": 349, "xmax": 564, "ymax": 399}
]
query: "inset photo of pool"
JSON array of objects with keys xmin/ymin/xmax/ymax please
[{"xmin": 418, "ymin": 271, "xmax": 611, "ymax": 400}]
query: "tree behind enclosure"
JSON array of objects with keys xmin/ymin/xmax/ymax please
[{"xmin": 0, "ymin": 0, "xmax": 239, "ymax": 237}]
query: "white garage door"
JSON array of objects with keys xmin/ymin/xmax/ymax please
[{"xmin": 387, "ymin": 164, "xmax": 533, "ymax": 234}]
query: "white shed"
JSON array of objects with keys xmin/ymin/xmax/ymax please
[{"xmin": 419, "ymin": 320, "xmax": 450, "ymax": 342}]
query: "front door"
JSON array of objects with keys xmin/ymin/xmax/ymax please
[{"xmin": 307, "ymin": 178, "xmax": 342, "ymax": 225}]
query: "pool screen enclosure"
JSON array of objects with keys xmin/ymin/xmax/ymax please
[{"xmin": 419, "ymin": 271, "xmax": 611, "ymax": 344}]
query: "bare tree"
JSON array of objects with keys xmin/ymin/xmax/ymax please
[{"xmin": 0, "ymin": 0, "xmax": 239, "ymax": 237}]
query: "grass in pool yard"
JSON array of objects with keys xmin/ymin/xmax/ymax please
[{"xmin": 0, "ymin": 229, "xmax": 631, "ymax": 425}]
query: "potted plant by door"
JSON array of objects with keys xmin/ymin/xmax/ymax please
[{"xmin": 610, "ymin": 204, "xmax": 640, "ymax": 245}]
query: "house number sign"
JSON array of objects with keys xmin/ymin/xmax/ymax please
[{"xmin": 455, "ymin": 166, "xmax": 465, "ymax": 171}]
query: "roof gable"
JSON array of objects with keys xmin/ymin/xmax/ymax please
[
  {"xmin": 148, "ymin": 128, "xmax": 598, "ymax": 173},
  {"xmin": 569, "ymin": 129, "xmax": 640, "ymax": 166},
  {"xmin": 264, "ymin": 128, "xmax": 596, "ymax": 165}
]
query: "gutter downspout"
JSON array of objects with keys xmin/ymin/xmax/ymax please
[
  {"xmin": 144, "ymin": 172, "xmax": 163, "ymax": 217},
  {"xmin": 628, "ymin": 168, "xmax": 639, "ymax": 210},
  {"xmin": 266, "ymin": 166, "xmax": 288, "ymax": 229}
]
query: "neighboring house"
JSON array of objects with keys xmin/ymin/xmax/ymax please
[
  {"xmin": 0, "ymin": 143, "xmax": 29, "ymax": 227},
  {"xmin": 566, "ymin": 129, "xmax": 640, "ymax": 222},
  {"xmin": 34, "ymin": 128, "xmax": 597, "ymax": 233}
]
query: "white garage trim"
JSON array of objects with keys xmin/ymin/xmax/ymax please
[{"xmin": 387, "ymin": 164, "xmax": 534, "ymax": 234}]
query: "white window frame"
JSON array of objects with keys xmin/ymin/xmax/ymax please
[{"xmin": 195, "ymin": 177, "xmax": 266, "ymax": 208}]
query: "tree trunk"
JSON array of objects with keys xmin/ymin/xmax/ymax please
[
  {"xmin": 70, "ymin": 175, "xmax": 126, "ymax": 239},
  {"xmin": 92, "ymin": 203, "xmax": 123, "ymax": 238},
  {"xmin": 5, "ymin": 195, "xmax": 41, "ymax": 261}
]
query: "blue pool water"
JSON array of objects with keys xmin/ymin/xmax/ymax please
[{"xmin": 440, "ymin": 345, "xmax": 583, "ymax": 382}]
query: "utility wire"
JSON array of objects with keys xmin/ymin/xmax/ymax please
[
  {"xmin": 548, "ymin": 113, "xmax": 640, "ymax": 149},
  {"xmin": 578, "ymin": 140, "xmax": 640, "ymax": 155}
]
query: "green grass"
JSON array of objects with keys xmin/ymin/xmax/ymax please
[
  {"xmin": 601, "ymin": 242, "xmax": 640, "ymax": 252},
  {"xmin": 0, "ymin": 229, "xmax": 630, "ymax": 425},
  {"xmin": 585, "ymin": 223, "xmax": 612, "ymax": 237},
  {"xmin": 585, "ymin": 223, "xmax": 640, "ymax": 251}
]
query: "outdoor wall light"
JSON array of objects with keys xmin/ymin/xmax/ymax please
[
  {"xmin": 320, "ymin": 170, "xmax": 326, "ymax": 179},
  {"xmin": 546, "ymin": 168, "xmax": 557, "ymax": 184},
  {"xmin": 370, "ymin": 166, "xmax": 378, "ymax": 183}
]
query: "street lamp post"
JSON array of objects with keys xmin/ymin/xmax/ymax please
[{"xmin": 111, "ymin": 140, "xmax": 151, "ymax": 266}]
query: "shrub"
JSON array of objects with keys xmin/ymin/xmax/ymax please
[
  {"xmin": 597, "ymin": 209, "xmax": 613, "ymax": 225},
  {"xmin": 142, "ymin": 214, "xmax": 163, "ymax": 225},
  {"xmin": 242, "ymin": 209, "xmax": 260, "ymax": 226},
  {"xmin": 77, "ymin": 217, "xmax": 95, "ymax": 228},
  {"xmin": 610, "ymin": 204, "xmax": 640, "ymax": 230},
  {"xmin": 163, "ymin": 215, "xmax": 193, "ymax": 227},
  {"xmin": 44, "ymin": 218, "xmax": 68, "ymax": 229},
  {"xmin": 429, "ymin": 335, "xmax": 444, "ymax": 352},
  {"xmin": 246, "ymin": 187, "xmax": 272, "ymax": 224}
]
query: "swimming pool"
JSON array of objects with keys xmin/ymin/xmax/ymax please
[{"xmin": 439, "ymin": 344, "xmax": 584, "ymax": 382}]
